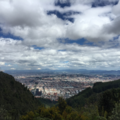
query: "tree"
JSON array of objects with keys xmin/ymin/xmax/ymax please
[
  {"xmin": 58, "ymin": 97, "xmax": 67, "ymax": 114},
  {"xmin": 0, "ymin": 107, "xmax": 12, "ymax": 120},
  {"xmin": 109, "ymin": 103, "xmax": 120, "ymax": 120}
]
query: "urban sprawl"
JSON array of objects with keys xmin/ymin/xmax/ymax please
[{"xmin": 14, "ymin": 73, "xmax": 120, "ymax": 101}]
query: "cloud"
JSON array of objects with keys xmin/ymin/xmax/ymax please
[
  {"xmin": 102, "ymin": 0, "xmax": 120, "ymax": 35},
  {"xmin": 112, "ymin": 0, "xmax": 120, "ymax": 15},
  {"xmin": 37, "ymin": 68, "xmax": 41, "ymax": 70},
  {"xmin": 0, "ymin": 0, "xmax": 114, "ymax": 45},
  {"xmin": 0, "ymin": 62, "xmax": 5, "ymax": 65},
  {"xmin": 10, "ymin": 68, "xmax": 16, "ymax": 70},
  {"xmin": 0, "ymin": 0, "xmax": 48, "ymax": 27},
  {"xmin": 1, "ymin": 37, "xmax": 120, "ymax": 70},
  {"xmin": 8, "ymin": 64, "xmax": 12, "ymax": 67},
  {"xmin": 0, "ymin": 0, "xmax": 120, "ymax": 70},
  {"xmin": 65, "ymin": 6, "xmax": 113, "ymax": 42}
]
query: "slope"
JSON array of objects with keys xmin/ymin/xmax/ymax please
[
  {"xmin": 0, "ymin": 72, "xmax": 41, "ymax": 120},
  {"xmin": 66, "ymin": 79, "xmax": 120, "ymax": 108}
]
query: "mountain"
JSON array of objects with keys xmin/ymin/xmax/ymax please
[
  {"xmin": 0, "ymin": 71, "xmax": 41, "ymax": 120},
  {"xmin": 66, "ymin": 78, "xmax": 120, "ymax": 110}
]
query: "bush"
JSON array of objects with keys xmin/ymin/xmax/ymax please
[{"xmin": 109, "ymin": 103, "xmax": 120, "ymax": 120}]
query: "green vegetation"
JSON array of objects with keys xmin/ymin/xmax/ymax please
[
  {"xmin": 0, "ymin": 106, "xmax": 12, "ymax": 120},
  {"xmin": 20, "ymin": 97, "xmax": 81, "ymax": 120},
  {"xmin": 108, "ymin": 103, "xmax": 120, "ymax": 120},
  {"xmin": 38, "ymin": 98, "xmax": 57, "ymax": 108},
  {"xmin": 0, "ymin": 72, "xmax": 41, "ymax": 120},
  {"xmin": 1, "ymin": 71, "xmax": 120, "ymax": 120},
  {"xmin": 66, "ymin": 79, "xmax": 120, "ymax": 109}
]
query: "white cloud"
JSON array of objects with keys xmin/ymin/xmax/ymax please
[
  {"xmin": 0, "ymin": 37, "xmax": 120, "ymax": 70},
  {"xmin": 0, "ymin": 62, "xmax": 5, "ymax": 65},
  {"xmin": 8, "ymin": 64, "xmax": 12, "ymax": 67},
  {"xmin": 0, "ymin": 0, "xmax": 120, "ymax": 70},
  {"xmin": 0, "ymin": 0, "xmax": 115, "ymax": 45},
  {"xmin": 37, "ymin": 68, "xmax": 41, "ymax": 70},
  {"xmin": 10, "ymin": 68, "xmax": 16, "ymax": 70},
  {"xmin": 65, "ymin": 6, "xmax": 113, "ymax": 42}
]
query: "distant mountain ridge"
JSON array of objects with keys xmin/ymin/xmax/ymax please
[{"xmin": 5, "ymin": 69, "xmax": 120, "ymax": 75}]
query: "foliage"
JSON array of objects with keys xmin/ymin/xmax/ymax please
[
  {"xmin": 38, "ymin": 98, "xmax": 57, "ymax": 108},
  {"xmin": 58, "ymin": 97, "xmax": 67, "ymax": 114},
  {"xmin": 93, "ymin": 80, "xmax": 120, "ymax": 93},
  {"xmin": 67, "ymin": 79, "xmax": 120, "ymax": 109},
  {"xmin": 109, "ymin": 103, "xmax": 120, "ymax": 120},
  {"xmin": 33, "ymin": 117, "xmax": 51, "ymax": 120},
  {"xmin": 0, "ymin": 106, "xmax": 12, "ymax": 120},
  {"xmin": 21, "ymin": 97, "xmax": 82, "ymax": 120},
  {"xmin": 98, "ymin": 88, "xmax": 120, "ymax": 117},
  {"xmin": 66, "ymin": 87, "xmax": 94, "ymax": 108},
  {"xmin": 0, "ymin": 72, "xmax": 41, "ymax": 120}
]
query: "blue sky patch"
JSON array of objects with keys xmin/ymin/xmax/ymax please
[
  {"xmin": 47, "ymin": 10, "xmax": 80, "ymax": 22},
  {"xmin": 63, "ymin": 61, "xmax": 69, "ymax": 63},
  {"xmin": 58, "ymin": 38, "xmax": 95, "ymax": 46},
  {"xmin": 113, "ymin": 35, "xmax": 120, "ymax": 40},
  {"xmin": 32, "ymin": 45, "xmax": 44, "ymax": 50},
  {"xmin": 0, "ymin": 28, "xmax": 23, "ymax": 40}
]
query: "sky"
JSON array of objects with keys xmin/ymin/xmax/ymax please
[{"xmin": 0, "ymin": 0, "xmax": 120, "ymax": 71}]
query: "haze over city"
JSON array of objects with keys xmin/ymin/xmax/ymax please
[{"xmin": 0, "ymin": 0, "xmax": 120, "ymax": 71}]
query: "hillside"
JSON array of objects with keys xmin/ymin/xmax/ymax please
[
  {"xmin": 66, "ymin": 79, "xmax": 120, "ymax": 108},
  {"xmin": 0, "ymin": 72, "xmax": 41, "ymax": 120}
]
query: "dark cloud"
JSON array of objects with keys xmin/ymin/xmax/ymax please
[
  {"xmin": 92, "ymin": 0, "xmax": 118, "ymax": 7},
  {"xmin": 47, "ymin": 10, "xmax": 80, "ymax": 22},
  {"xmin": 103, "ymin": 17, "xmax": 120, "ymax": 35},
  {"xmin": 55, "ymin": 0, "xmax": 71, "ymax": 8}
]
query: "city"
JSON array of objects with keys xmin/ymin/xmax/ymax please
[{"xmin": 11, "ymin": 71, "xmax": 120, "ymax": 101}]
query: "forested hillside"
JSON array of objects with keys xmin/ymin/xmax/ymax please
[
  {"xmin": 66, "ymin": 79, "xmax": 120, "ymax": 108},
  {"xmin": 0, "ymin": 72, "xmax": 41, "ymax": 120}
]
